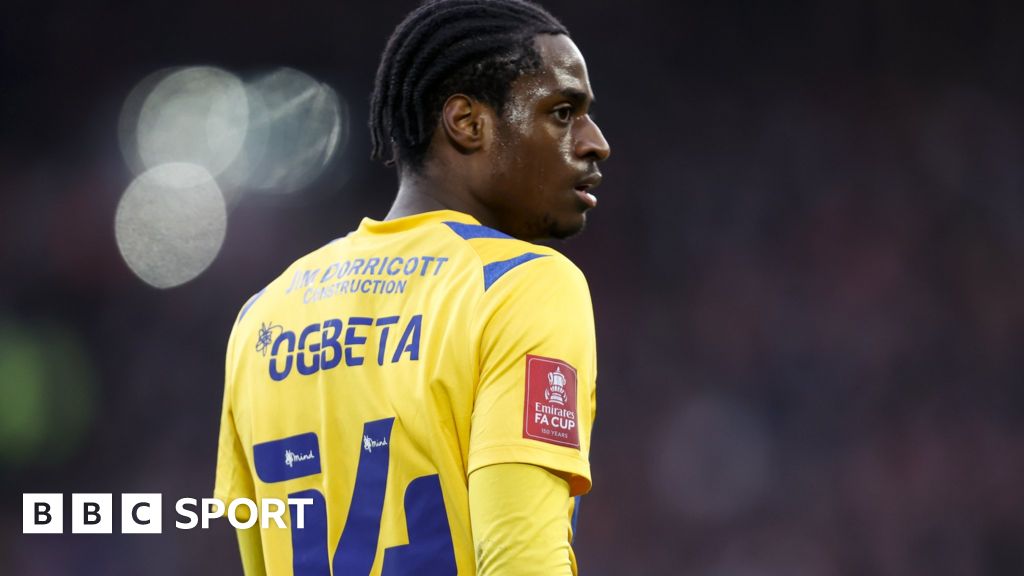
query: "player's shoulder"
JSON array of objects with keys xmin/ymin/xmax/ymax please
[
  {"xmin": 436, "ymin": 219, "xmax": 586, "ymax": 293},
  {"xmin": 230, "ymin": 237, "xmax": 347, "ymax": 329}
]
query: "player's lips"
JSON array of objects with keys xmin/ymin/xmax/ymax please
[{"xmin": 574, "ymin": 172, "xmax": 602, "ymax": 209}]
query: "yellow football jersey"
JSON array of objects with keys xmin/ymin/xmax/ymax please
[{"xmin": 215, "ymin": 209, "xmax": 597, "ymax": 575}]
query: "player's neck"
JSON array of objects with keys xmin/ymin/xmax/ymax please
[
  {"xmin": 385, "ymin": 183, "xmax": 449, "ymax": 220},
  {"xmin": 386, "ymin": 169, "xmax": 493, "ymax": 225}
]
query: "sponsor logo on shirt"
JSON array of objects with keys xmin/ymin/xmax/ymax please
[
  {"xmin": 284, "ymin": 449, "xmax": 315, "ymax": 468},
  {"xmin": 286, "ymin": 255, "xmax": 451, "ymax": 304},
  {"xmin": 254, "ymin": 432, "xmax": 321, "ymax": 483},
  {"xmin": 363, "ymin": 435, "xmax": 388, "ymax": 453},
  {"xmin": 523, "ymin": 355, "xmax": 580, "ymax": 449},
  {"xmin": 256, "ymin": 322, "xmax": 284, "ymax": 357}
]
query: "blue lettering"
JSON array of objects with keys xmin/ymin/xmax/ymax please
[
  {"xmin": 301, "ymin": 269, "xmax": 320, "ymax": 288},
  {"xmin": 392, "ymin": 315, "xmax": 422, "ymax": 363},
  {"xmin": 297, "ymin": 323, "xmax": 322, "ymax": 376},
  {"xmin": 375, "ymin": 316, "xmax": 400, "ymax": 366},
  {"xmin": 288, "ymin": 268, "xmax": 320, "ymax": 293},
  {"xmin": 419, "ymin": 256, "xmax": 435, "ymax": 276},
  {"xmin": 320, "ymin": 263, "xmax": 339, "ymax": 283},
  {"xmin": 268, "ymin": 314, "xmax": 424, "ymax": 378},
  {"xmin": 387, "ymin": 257, "xmax": 404, "ymax": 276},
  {"xmin": 321, "ymin": 319, "xmax": 343, "ymax": 370},
  {"xmin": 345, "ymin": 317, "xmax": 373, "ymax": 366},
  {"xmin": 270, "ymin": 331, "xmax": 296, "ymax": 380},
  {"xmin": 350, "ymin": 259, "xmax": 366, "ymax": 276},
  {"xmin": 403, "ymin": 258, "xmax": 419, "ymax": 275},
  {"xmin": 364, "ymin": 257, "xmax": 381, "ymax": 275},
  {"xmin": 433, "ymin": 257, "xmax": 449, "ymax": 275},
  {"xmin": 336, "ymin": 261, "xmax": 352, "ymax": 278}
]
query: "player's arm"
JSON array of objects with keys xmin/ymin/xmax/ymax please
[
  {"xmin": 237, "ymin": 523, "xmax": 268, "ymax": 576},
  {"xmin": 216, "ymin": 378, "xmax": 266, "ymax": 576},
  {"xmin": 469, "ymin": 462, "xmax": 575, "ymax": 575},
  {"xmin": 215, "ymin": 320, "xmax": 265, "ymax": 575},
  {"xmin": 468, "ymin": 252, "xmax": 598, "ymax": 574}
]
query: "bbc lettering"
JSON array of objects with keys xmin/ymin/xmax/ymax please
[
  {"xmin": 24, "ymin": 494, "xmax": 159, "ymax": 534},
  {"xmin": 23, "ymin": 494, "xmax": 63, "ymax": 534},
  {"xmin": 23, "ymin": 494, "xmax": 310, "ymax": 534}
]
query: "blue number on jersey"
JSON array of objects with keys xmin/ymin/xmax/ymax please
[{"xmin": 282, "ymin": 418, "xmax": 456, "ymax": 576}]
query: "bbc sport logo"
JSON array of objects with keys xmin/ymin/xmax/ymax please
[{"xmin": 22, "ymin": 493, "xmax": 313, "ymax": 534}]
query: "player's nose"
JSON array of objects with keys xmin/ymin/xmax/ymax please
[{"xmin": 575, "ymin": 116, "xmax": 611, "ymax": 162}]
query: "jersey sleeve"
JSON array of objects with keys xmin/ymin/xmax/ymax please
[
  {"xmin": 468, "ymin": 254, "xmax": 597, "ymax": 496},
  {"xmin": 469, "ymin": 463, "xmax": 576, "ymax": 575},
  {"xmin": 214, "ymin": 322, "xmax": 256, "ymax": 504}
]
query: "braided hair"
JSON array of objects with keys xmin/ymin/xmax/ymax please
[{"xmin": 370, "ymin": 0, "xmax": 568, "ymax": 171}]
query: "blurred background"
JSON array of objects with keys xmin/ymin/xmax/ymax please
[{"xmin": 3, "ymin": 0, "xmax": 1024, "ymax": 574}]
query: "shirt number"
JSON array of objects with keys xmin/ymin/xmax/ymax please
[{"xmin": 281, "ymin": 418, "xmax": 456, "ymax": 575}]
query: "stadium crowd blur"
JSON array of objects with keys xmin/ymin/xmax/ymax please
[{"xmin": 2, "ymin": 1, "xmax": 1023, "ymax": 574}]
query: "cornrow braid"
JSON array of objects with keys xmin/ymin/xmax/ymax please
[{"xmin": 370, "ymin": 0, "xmax": 568, "ymax": 171}]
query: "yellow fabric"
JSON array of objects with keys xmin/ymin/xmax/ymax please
[
  {"xmin": 214, "ymin": 209, "xmax": 597, "ymax": 575},
  {"xmin": 469, "ymin": 463, "xmax": 575, "ymax": 576},
  {"xmin": 237, "ymin": 525, "xmax": 268, "ymax": 576}
]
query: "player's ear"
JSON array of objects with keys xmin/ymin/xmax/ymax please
[{"xmin": 440, "ymin": 94, "xmax": 491, "ymax": 155}]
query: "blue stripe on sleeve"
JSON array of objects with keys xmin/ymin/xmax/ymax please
[
  {"xmin": 571, "ymin": 496, "xmax": 581, "ymax": 543},
  {"xmin": 237, "ymin": 288, "xmax": 266, "ymax": 323},
  {"xmin": 482, "ymin": 252, "xmax": 548, "ymax": 291},
  {"xmin": 443, "ymin": 221, "xmax": 512, "ymax": 240}
]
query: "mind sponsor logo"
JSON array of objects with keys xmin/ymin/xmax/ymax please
[
  {"xmin": 284, "ymin": 449, "xmax": 315, "ymax": 468},
  {"xmin": 363, "ymin": 435, "xmax": 388, "ymax": 453}
]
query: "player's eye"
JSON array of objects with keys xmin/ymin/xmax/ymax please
[{"xmin": 552, "ymin": 105, "xmax": 573, "ymax": 124}]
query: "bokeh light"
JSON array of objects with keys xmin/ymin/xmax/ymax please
[
  {"xmin": 115, "ymin": 65, "xmax": 346, "ymax": 288},
  {"xmin": 121, "ymin": 66, "xmax": 249, "ymax": 177},
  {"xmin": 114, "ymin": 162, "xmax": 227, "ymax": 289},
  {"xmin": 118, "ymin": 67, "xmax": 180, "ymax": 176},
  {"xmin": 219, "ymin": 67, "xmax": 344, "ymax": 198}
]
